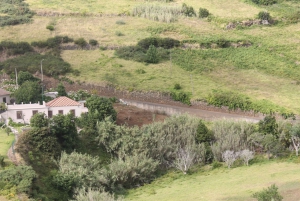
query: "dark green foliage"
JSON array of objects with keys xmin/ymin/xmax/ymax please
[
  {"xmin": 89, "ymin": 39, "xmax": 98, "ymax": 46},
  {"xmin": 0, "ymin": 155, "xmax": 4, "ymax": 167},
  {"xmin": 114, "ymin": 46, "xmax": 147, "ymax": 62},
  {"xmin": 170, "ymin": 91, "xmax": 191, "ymax": 105},
  {"xmin": 173, "ymin": 83, "xmax": 182, "ymax": 90},
  {"xmin": 0, "ymin": 166, "xmax": 36, "ymax": 193},
  {"xmin": 0, "ymin": 0, "xmax": 34, "ymax": 27},
  {"xmin": 15, "ymin": 127, "xmax": 61, "ymax": 163},
  {"xmin": 196, "ymin": 121, "xmax": 214, "ymax": 144},
  {"xmin": 13, "ymin": 81, "xmax": 42, "ymax": 104},
  {"xmin": 146, "ymin": 45, "xmax": 159, "ymax": 63},
  {"xmin": 0, "ymin": 53, "xmax": 71, "ymax": 76},
  {"xmin": 57, "ymin": 82, "xmax": 68, "ymax": 97},
  {"xmin": 137, "ymin": 37, "xmax": 180, "ymax": 49},
  {"xmin": 258, "ymin": 11, "xmax": 272, "ymax": 21},
  {"xmin": 252, "ymin": 0, "xmax": 277, "ymax": 5},
  {"xmin": 0, "ymin": 41, "xmax": 33, "ymax": 56},
  {"xmin": 199, "ymin": 8, "xmax": 210, "ymax": 18},
  {"xmin": 74, "ymin": 38, "xmax": 87, "ymax": 48},
  {"xmin": 30, "ymin": 113, "xmax": 49, "ymax": 128},
  {"xmin": 31, "ymin": 36, "xmax": 74, "ymax": 49},
  {"xmin": 182, "ymin": 3, "xmax": 196, "ymax": 17},
  {"xmin": 51, "ymin": 114, "xmax": 78, "ymax": 153},
  {"xmin": 258, "ymin": 115, "xmax": 278, "ymax": 137},
  {"xmin": 46, "ymin": 25, "xmax": 54, "ymax": 31},
  {"xmin": 252, "ymin": 184, "xmax": 283, "ymax": 201},
  {"xmin": 17, "ymin": 71, "xmax": 40, "ymax": 85},
  {"xmin": 206, "ymin": 90, "xmax": 294, "ymax": 117}
]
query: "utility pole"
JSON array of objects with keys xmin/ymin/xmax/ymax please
[{"xmin": 41, "ymin": 59, "xmax": 44, "ymax": 102}]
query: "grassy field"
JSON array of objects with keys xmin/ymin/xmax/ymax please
[
  {"xmin": 0, "ymin": 129, "xmax": 14, "ymax": 161},
  {"xmin": 126, "ymin": 161, "xmax": 300, "ymax": 201},
  {"xmin": 0, "ymin": 0, "xmax": 297, "ymax": 114}
]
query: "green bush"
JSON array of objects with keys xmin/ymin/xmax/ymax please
[
  {"xmin": 89, "ymin": 39, "xmax": 98, "ymax": 46},
  {"xmin": 170, "ymin": 90, "xmax": 191, "ymax": 105},
  {"xmin": 252, "ymin": 184, "xmax": 283, "ymax": 201},
  {"xmin": 199, "ymin": 8, "xmax": 210, "ymax": 18},
  {"xmin": 146, "ymin": 45, "xmax": 159, "ymax": 64},
  {"xmin": 31, "ymin": 36, "xmax": 74, "ymax": 49},
  {"xmin": 115, "ymin": 46, "xmax": 147, "ymax": 62},
  {"xmin": 137, "ymin": 37, "xmax": 180, "ymax": 49},
  {"xmin": 74, "ymin": 38, "xmax": 87, "ymax": 48},
  {"xmin": 0, "ymin": 155, "xmax": 4, "ymax": 167},
  {"xmin": 182, "ymin": 3, "xmax": 196, "ymax": 17},
  {"xmin": 0, "ymin": 41, "xmax": 33, "ymax": 56},
  {"xmin": 252, "ymin": 0, "xmax": 277, "ymax": 5},
  {"xmin": 0, "ymin": 53, "xmax": 71, "ymax": 76},
  {"xmin": 258, "ymin": 11, "xmax": 272, "ymax": 21},
  {"xmin": 173, "ymin": 83, "xmax": 182, "ymax": 90},
  {"xmin": 46, "ymin": 25, "xmax": 54, "ymax": 31}
]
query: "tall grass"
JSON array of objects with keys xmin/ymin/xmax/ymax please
[{"xmin": 132, "ymin": 4, "xmax": 182, "ymax": 23}]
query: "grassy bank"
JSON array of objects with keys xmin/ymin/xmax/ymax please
[
  {"xmin": 0, "ymin": 129, "xmax": 14, "ymax": 162},
  {"xmin": 126, "ymin": 161, "xmax": 300, "ymax": 201}
]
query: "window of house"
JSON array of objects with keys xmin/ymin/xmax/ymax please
[
  {"xmin": 70, "ymin": 109, "xmax": 75, "ymax": 116},
  {"xmin": 3, "ymin": 97, "xmax": 6, "ymax": 103},
  {"xmin": 58, "ymin": 110, "xmax": 64, "ymax": 115},
  {"xmin": 16, "ymin": 111, "xmax": 23, "ymax": 119},
  {"xmin": 32, "ymin": 110, "xmax": 38, "ymax": 115},
  {"xmin": 48, "ymin": 111, "xmax": 53, "ymax": 118}
]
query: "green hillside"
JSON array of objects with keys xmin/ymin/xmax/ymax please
[{"xmin": 1, "ymin": 0, "xmax": 300, "ymax": 115}]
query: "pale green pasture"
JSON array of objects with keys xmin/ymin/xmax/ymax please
[
  {"xmin": 0, "ymin": 129, "xmax": 14, "ymax": 160},
  {"xmin": 126, "ymin": 161, "xmax": 300, "ymax": 201}
]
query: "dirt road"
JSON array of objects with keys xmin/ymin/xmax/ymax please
[{"xmin": 123, "ymin": 99, "xmax": 263, "ymax": 122}]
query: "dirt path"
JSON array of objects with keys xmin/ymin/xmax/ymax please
[{"xmin": 122, "ymin": 99, "xmax": 263, "ymax": 122}]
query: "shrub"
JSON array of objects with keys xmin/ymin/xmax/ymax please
[
  {"xmin": 252, "ymin": 184, "xmax": 283, "ymax": 201},
  {"xmin": 199, "ymin": 8, "xmax": 210, "ymax": 18},
  {"xmin": 135, "ymin": 69, "xmax": 146, "ymax": 74},
  {"xmin": 146, "ymin": 45, "xmax": 159, "ymax": 63},
  {"xmin": 258, "ymin": 11, "xmax": 272, "ymax": 21},
  {"xmin": 252, "ymin": 0, "xmax": 277, "ymax": 5},
  {"xmin": 170, "ymin": 90, "xmax": 191, "ymax": 105},
  {"xmin": 137, "ymin": 37, "xmax": 180, "ymax": 49},
  {"xmin": 173, "ymin": 83, "xmax": 182, "ymax": 90},
  {"xmin": 89, "ymin": 39, "xmax": 98, "ymax": 46},
  {"xmin": 46, "ymin": 25, "xmax": 54, "ymax": 31},
  {"xmin": 0, "ymin": 41, "xmax": 33, "ymax": 56},
  {"xmin": 0, "ymin": 155, "xmax": 4, "ymax": 167},
  {"xmin": 74, "ymin": 38, "xmax": 87, "ymax": 48},
  {"xmin": 115, "ymin": 46, "xmax": 147, "ymax": 62},
  {"xmin": 182, "ymin": 3, "xmax": 196, "ymax": 17}
]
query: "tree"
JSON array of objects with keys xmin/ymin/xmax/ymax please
[
  {"xmin": 17, "ymin": 71, "xmax": 40, "ymax": 86},
  {"xmin": 239, "ymin": 149, "xmax": 254, "ymax": 166},
  {"xmin": 146, "ymin": 45, "xmax": 159, "ymax": 64},
  {"xmin": 57, "ymin": 82, "xmax": 68, "ymax": 97},
  {"xmin": 258, "ymin": 115, "xmax": 278, "ymax": 137},
  {"xmin": 51, "ymin": 113, "xmax": 78, "ymax": 152},
  {"xmin": 290, "ymin": 124, "xmax": 300, "ymax": 156},
  {"xmin": 30, "ymin": 112, "xmax": 49, "ymax": 128},
  {"xmin": 222, "ymin": 150, "xmax": 239, "ymax": 168},
  {"xmin": 196, "ymin": 120, "xmax": 213, "ymax": 144},
  {"xmin": 252, "ymin": 184, "xmax": 283, "ymax": 201},
  {"xmin": 14, "ymin": 81, "xmax": 42, "ymax": 104}
]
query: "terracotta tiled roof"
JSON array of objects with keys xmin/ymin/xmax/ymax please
[
  {"xmin": 0, "ymin": 88, "xmax": 10, "ymax": 96},
  {"xmin": 46, "ymin": 96, "xmax": 80, "ymax": 107}
]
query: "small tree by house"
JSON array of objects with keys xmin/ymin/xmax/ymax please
[{"xmin": 57, "ymin": 82, "xmax": 68, "ymax": 97}]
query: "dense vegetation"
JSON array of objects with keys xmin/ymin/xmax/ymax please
[{"xmin": 0, "ymin": 0, "xmax": 34, "ymax": 26}]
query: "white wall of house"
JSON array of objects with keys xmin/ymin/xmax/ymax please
[
  {"xmin": 0, "ymin": 95, "xmax": 10, "ymax": 104},
  {"xmin": 5, "ymin": 102, "xmax": 47, "ymax": 124},
  {"xmin": 47, "ymin": 104, "xmax": 87, "ymax": 118}
]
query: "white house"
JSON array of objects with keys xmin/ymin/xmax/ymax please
[
  {"xmin": 3, "ymin": 96, "xmax": 88, "ymax": 124},
  {"xmin": 0, "ymin": 88, "xmax": 11, "ymax": 104}
]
